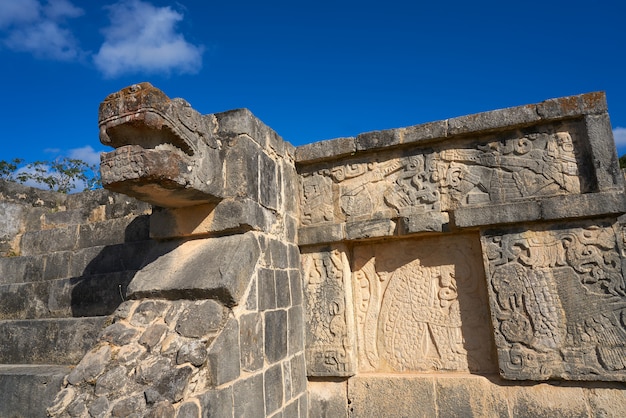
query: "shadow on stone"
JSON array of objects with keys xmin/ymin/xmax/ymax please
[{"xmin": 70, "ymin": 217, "xmax": 155, "ymax": 317}]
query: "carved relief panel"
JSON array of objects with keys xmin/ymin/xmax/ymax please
[
  {"xmin": 302, "ymin": 245, "xmax": 357, "ymax": 376},
  {"xmin": 299, "ymin": 122, "xmax": 590, "ymax": 227},
  {"xmin": 482, "ymin": 219, "xmax": 626, "ymax": 381},
  {"xmin": 352, "ymin": 234, "xmax": 496, "ymax": 373}
]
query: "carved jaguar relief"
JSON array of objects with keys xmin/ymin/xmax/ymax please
[{"xmin": 482, "ymin": 220, "xmax": 626, "ymax": 381}]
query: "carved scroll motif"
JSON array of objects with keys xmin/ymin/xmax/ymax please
[
  {"xmin": 299, "ymin": 129, "xmax": 585, "ymax": 226},
  {"xmin": 301, "ymin": 172, "xmax": 334, "ymax": 225},
  {"xmin": 435, "ymin": 132, "xmax": 581, "ymax": 209},
  {"xmin": 302, "ymin": 246, "xmax": 356, "ymax": 376},
  {"xmin": 353, "ymin": 235, "xmax": 496, "ymax": 373},
  {"xmin": 482, "ymin": 221, "xmax": 626, "ymax": 381}
]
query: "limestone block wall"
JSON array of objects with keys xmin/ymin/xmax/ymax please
[
  {"xmin": 295, "ymin": 92, "xmax": 626, "ymax": 417},
  {"xmin": 47, "ymin": 100, "xmax": 308, "ymax": 417},
  {"xmin": 0, "ymin": 180, "xmax": 153, "ymax": 417}
]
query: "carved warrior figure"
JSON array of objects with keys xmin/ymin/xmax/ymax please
[
  {"xmin": 302, "ymin": 249, "xmax": 356, "ymax": 376},
  {"xmin": 483, "ymin": 222, "xmax": 626, "ymax": 381},
  {"xmin": 352, "ymin": 237, "xmax": 495, "ymax": 374},
  {"xmin": 99, "ymin": 82, "xmax": 224, "ymax": 207},
  {"xmin": 299, "ymin": 130, "xmax": 582, "ymax": 225}
]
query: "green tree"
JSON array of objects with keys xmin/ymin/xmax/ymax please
[
  {"xmin": 15, "ymin": 157, "xmax": 101, "ymax": 194},
  {"xmin": 620, "ymin": 154, "xmax": 626, "ymax": 169},
  {"xmin": 1, "ymin": 157, "xmax": 101, "ymax": 193},
  {"xmin": 0, "ymin": 158, "xmax": 23, "ymax": 181}
]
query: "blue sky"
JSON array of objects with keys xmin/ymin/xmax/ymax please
[{"xmin": 1, "ymin": 0, "xmax": 625, "ymax": 169}]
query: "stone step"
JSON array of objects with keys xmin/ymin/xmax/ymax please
[
  {"xmin": 0, "ymin": 271, "xmax": 136, "ymax": 320},
  {"xmin": 0, "ymin": 317, "xmax": 107, "ymax": 365},
  {"xmin": 0, "ymin": 240, "xmax": 155, "ymax": 285},
  {"xmin": 0, "ymin": 364, "xmax": 70, "ymax": 418},
  {"xmin": 19, "ymin": 215, "xmax": 150, "ymax": 256}
]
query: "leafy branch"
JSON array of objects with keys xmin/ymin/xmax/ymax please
[{"xmin": 0, "ymin": 157, "xmax": 101, "ymax": 193}]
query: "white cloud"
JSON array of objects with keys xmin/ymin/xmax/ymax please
[
  {"xmin": 0, "ymin": 0, "xmax": 85, "ymax": 61},
  {"xmin": 43, "ymin": 0, "xmax": 83, "ymax": 20},
  {"xmin": 93, "ymin": 0, "xmax": 203, "ymax": 78},
  {"xmin": 613, "ymin": 127, "xmax": 626, "ymax": 148},
  {"xmin": 68, "ymin": 145, "xmax": 102, "ymax": 166},
  {"xmin": 0, "ymin": 0, "xmax": 40, "ymax": 28}
]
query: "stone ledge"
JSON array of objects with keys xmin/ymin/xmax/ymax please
[
  {"xmin": 295, "ymin": 137, "xmax": 356, "ymax": 164},
  {"xmin": 127, "ymin": 232, "xmax": 261, "ymax": 307},
  {"xmin": 452, "ymin": 191, "xmax": 626, "ymax": 228},
  {"xmin": 346, "ymin": 374, "xmax": 626, "ymax": 418},
  {"xmin": 298, "ymin": 192, "xmax": 626, "ymax": 245},
  {"xmin": 295, "ymin": 92, "xmax": 607, "ymax": 164}
]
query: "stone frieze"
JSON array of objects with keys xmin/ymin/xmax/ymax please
[
  {"xmin": 482, "ymin": 219, "xmax": 626, "ymax": 381},
  {"xmin": 300, "ymin": 123, "xmax": 590, "ymax": 227},
  {"xmin": 352, "ymin": 235, "xmax": 496, "ymax": 373}
]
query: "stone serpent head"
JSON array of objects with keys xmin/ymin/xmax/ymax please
[{"xmin": 99, "ymin": 82, "xmax": 224, "ymax": 208}]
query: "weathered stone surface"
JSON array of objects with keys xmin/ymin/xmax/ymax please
[
  {"xmin": 95, "ymin": 366, "xmax": 133, "ymax": 396},
  {"xmin": 128, "ymin": 233, "xmax": 260, "ymax": 306},
  {"xmin": 0, "ymin": 201, "xmax": 23, "ymax": 257},
  {"xmin": 289, "ymin": 269, "xmax": 303, "ymax": 307},
  {"xmin": 99, "ymin": 83, "xmax": 224, "ymax": 208},
  {"xmin": 482, "ymin": 219, "xmax": 626, "ymax": 381},
  {"xmin": 453, "ymin": 191, "xmax": 626, "ymax": 228},
  {"xmin": 288, "ymin": 305, "xmax": 305, "ymax": 356},
  {"xmin": 72, "ymin": 240, "xmax": 154, "ymax": 277},
  {"xmin": 147, "ymin": 401, "xmax": 175, "ymax": 418},
  {"xmin": 258, "ymin": 268, "xmax": 277, "ymax": 311},
  {"xmin": 177, "ymin": 340, "xmax": 207, "ymax": 366},
  {"xmin": 347, "ymin": 376, "xmax": 436, "ymax": 417},
  {"xmin": 355, "ymin": 129, "xmax": 402, "ymax": 151},
  {"xmin": 139, "ymin": 324, "xmax": 168, "ymax": 350},
  {"xmin": 233, "ymin": 373, "xmax": 264, "ymax": 418},
  {"xmin": 447, "ymin": 103, "xmax": 540, "ymax": 135},
  {"xmin": 302, "ymin": 246, "xmax": 356, "ymax": 376},
  {"xmin": 20, "ymin": 225, "xmax": 79, "ymax": 256},
  {"xmin": 401, "ymin": 120, "xmax": 448, "ymax": 145},
  {"xmin": 290, "ymin": 353, "xmax": 307, "ymax": 397},
  {"xmin": 0, "ymin": 365, "xmax": 71, "ymax": 418},
  {"xmin": 298, "ymin": 224, "xmax": 345, "ymax": 246},
  {"xmin": 264, "ymin": 363, "xmax": 284, "ymax": 415},
  {"xmin": 77, "ymin": 215, "xmax": 149, "ymax": 248},
  {"xmin": 398, "ymin": 211, "xmax": 447, "ymax": 234},
  {"xmin": 89, "ymin": 396, "xmax": 110, "ymax": 418},
  {"xmin": 67, "ymin": 344, "xmax": 111, "ymax": 385},
  {"xmin": 176, "ymin": 401, "xmax": 200, "ymax": 418},
  {"xmin": 275, "ymin": 270, "xmax": 291, "ymax": 308},
  {"xmin": 452, "ymin": 201, "xmax": 541, "ymax": 228},
  {"xmin": 0, "ymin": 254, "xmax": 45, "ymax": 285},
  {"xmin": 295, "ymin": 136, "xmax": 356, "ymax": 163},
  {"xmin": 308, "ymin": 381, "xmax": 347, "ymax": 418},
  {"xmin": 157, "ymin": 365, "xmax": 193, "ymax": 402},
  {"xmin": 199, "ymin": 386, "xmax": 234, "ymax": 418},
  {"xmin": 101, "ymin": 322, "xmax": 140, "ymax": 346},
  {"xmin": 344, "ymin": 218, "xmax": 396, "ymax": 240},
  {"xmin": 352, "ymin": 235, "xmax": 496, "ymax": 373},
  {"xmin": 240, "ymin": 312, "xmax": 264, "ymax": 372},
  {"xmin": 0, "ymin": 317, "xmax": 107, "ymax": 364},
  {"xmin": 265, "ymin": 309, "xmax": 288, "ymax": 363},
  {"xmin": 149, "ymin": 198, "xmax": 275, "ymax": 240},
  {"xmin": 111, "ymin": 394, "xmax": 146, "ymax": 417},
  {"xmin": 175, "ymin": 299, "xmax": 226, "ymax": 338},
  {"xmin": 207, "ymin": 318, "xmax": 240, "ymax": 386}
]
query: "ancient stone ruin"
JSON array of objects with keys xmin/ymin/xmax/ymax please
[{"xmin": 1, "ymin": 83, "xmax": 625, "ymax": 417}]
